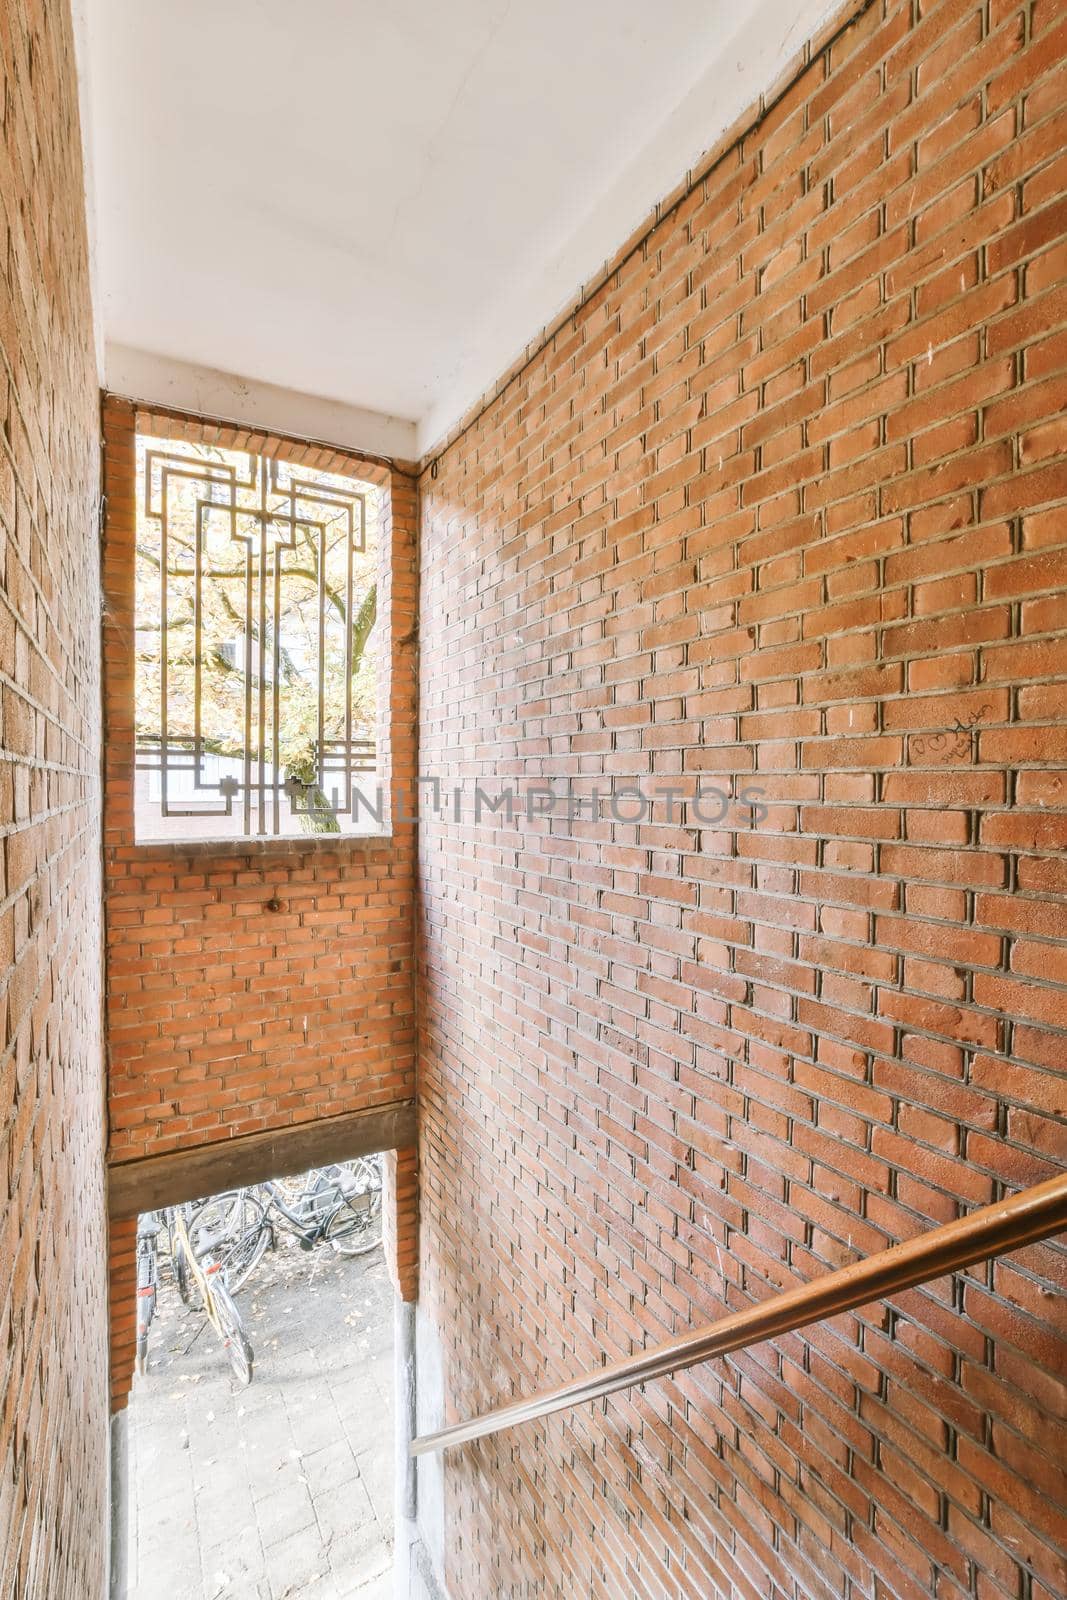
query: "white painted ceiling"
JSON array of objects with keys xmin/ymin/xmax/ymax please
[{"xmin": 82, "ymin": 0, "xmax": 839, "ymax": 458}]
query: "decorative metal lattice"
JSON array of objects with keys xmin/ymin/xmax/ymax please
[{"xmin": 134, "ymin": 436, "xmax": 379, "ymax": 841}]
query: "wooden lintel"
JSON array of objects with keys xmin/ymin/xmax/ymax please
[{"xmin": 107, "ymin": 1100, "xmax": 417, "ymax": 1219}]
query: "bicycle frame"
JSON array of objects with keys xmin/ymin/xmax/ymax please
[
  {"xmin": 171, "ymin": 1207, "xmax": 253, "ymax": 1382},
  {"xmin": 259, "ymin": 1172, "xmax": 366, "ymax": 1244},
  {"xmin": 259, "ymin": 1180, "xmax": 323, "ymax": 1245},
  {"xmin": 171, "ymin": 1210, "xmax": 222, "ymax": 1333}
]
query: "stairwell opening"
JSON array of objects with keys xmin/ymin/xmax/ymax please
[{"xmin": 116, "ymin": 1156, "xmax": 395, "ymax": 1600}]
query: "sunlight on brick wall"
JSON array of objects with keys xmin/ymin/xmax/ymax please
[{"xmin": 417, "ymin": 1, "xmax": 1067, "ymax": 1594}]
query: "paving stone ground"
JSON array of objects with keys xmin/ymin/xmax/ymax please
[{"xmin": 127, "ymin": 1225, "xmax": 394, "ymax": 1600}]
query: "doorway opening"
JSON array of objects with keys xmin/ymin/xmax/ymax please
[{"xmin": 122, "ymin": 1156, "xmax": 394, "ymax": 1599}]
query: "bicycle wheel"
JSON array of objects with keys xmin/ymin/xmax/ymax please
[
  {"xmin": 322, "ymin": 1163, "xmax": 383, "ymax": 1257},
  {"xmin": 211, "ymin": 1278, "xmax": 254, "ymax": 1385},
  {"xmin": 189, "ymin": 1190, "xmax": 270, "ymax": 1294},
  {"xmin": 217, "ymin": 1197, "xmax": 271, "ymax": 1293}
]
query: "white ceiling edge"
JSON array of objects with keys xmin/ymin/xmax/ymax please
[
  {"xmin": 106, "ymin": 344, "xmax": 418, "ymax": 463},
  {"xmin": 69, "ymin": 0, "xmax": 104, "ymax": 381},
  {"xmin": 416, "ymin": 0, "xmax": 844, "ymax": 459},
  {"xmin": 87, "ymin": 0, "xmax": 849, "ymax": 464}
]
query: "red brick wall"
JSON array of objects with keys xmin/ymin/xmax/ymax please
[
  {"xmin": 107, "ymin": 1218, "xmax": 138, "ymax": 1415},
  {"xmin": 384, "ymin": 1145, "xmax": 419, "ymax": 1301},
  {"xmin": 0, "ymin": 0, "xmax": 109, "ymax": 1594},
  {"xmin": 417, "ymin": 1, "xmax": 1067, "ymax": 1595},
  {"xmin": 102, "ymin": 399, "xmax": 418, "ymax": 1160}
]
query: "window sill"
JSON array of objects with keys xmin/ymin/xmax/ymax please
[{"xmin": 122, "ymin": 829, "xmax": 396, "ymax": 857}]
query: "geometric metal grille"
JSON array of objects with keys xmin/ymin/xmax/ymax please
[{"xmin": 134, "ymin": 434, "xmax": 379, "ymax": 841}]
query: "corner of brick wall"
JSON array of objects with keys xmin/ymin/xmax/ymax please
[
  {"xmin": 108, "ymin": 1217, "xmax": 139, "ymax": 1414},
  {"xmin": 383, "ymin": 1144, "xmax": 419, "ymax": 1301}
]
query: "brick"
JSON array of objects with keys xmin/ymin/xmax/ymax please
[
  {"xmin": 0, "ymin": 0, "xmax": 109, "ymax": 1593},
  {"xmin": 415, "ymin": 2, "xmax": 1067, "ymax": 1596}
]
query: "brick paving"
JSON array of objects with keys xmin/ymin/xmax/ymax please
[{"xmin": 126, "ymin": 1231, "xmax": 394, "ymax": 1599}]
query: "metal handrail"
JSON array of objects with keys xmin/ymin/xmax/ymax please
[{"xmin": 411, "ymin": 1171, "xmax": 1067, "ymax": 1456}]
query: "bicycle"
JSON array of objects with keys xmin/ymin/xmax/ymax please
[
  {"xmin": 275, "ymin": 1157, "xmax": 383, "ymax": 1254},
  {"xmin": 170, "ymin": 1205, "xmax": 255, "ymax": 1384},
  {"xmin": 134, "ymin": 1211, "xmax": 163, "ymax": 1375},
  {"xmin": 221, "ymin": 1156, "xmax": 384, "ymax": 1287},
  {"xmin": 170, "ymin": 1189, "xmax": 272, "ymax": 1302}
]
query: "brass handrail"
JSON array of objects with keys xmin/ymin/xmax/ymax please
[{"xmin": 411, "ymin": 1171, "xmax": 1067, "ymax": 1456}]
